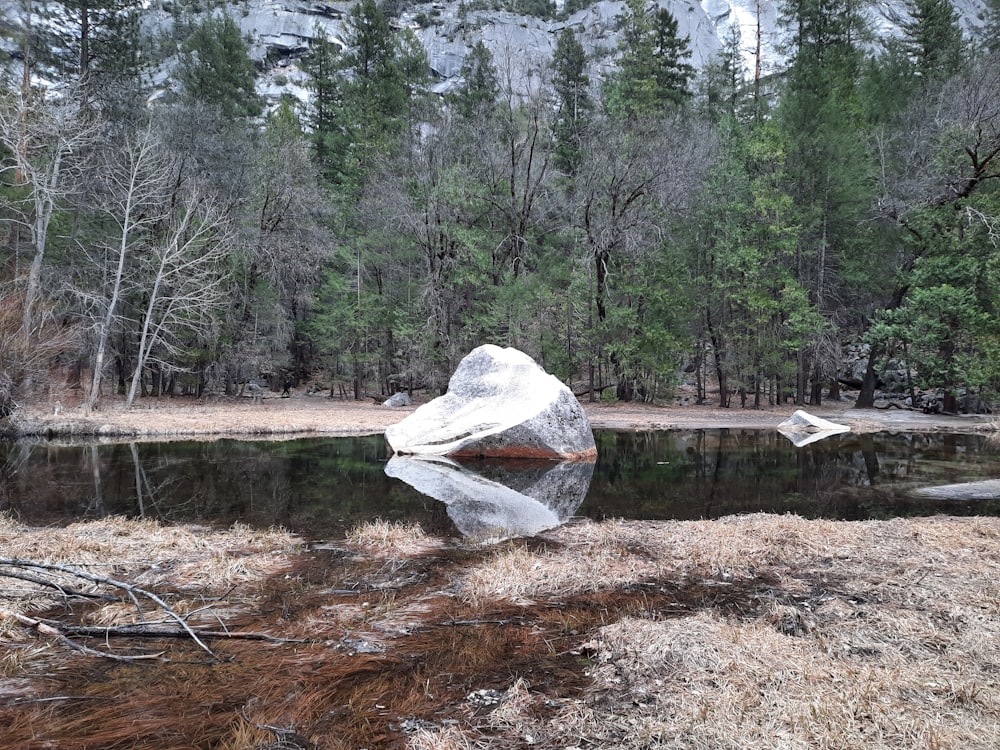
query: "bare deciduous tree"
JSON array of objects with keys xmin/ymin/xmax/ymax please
[
  {"xmin": 874, "ymin": 53, "xmax": 1000, "ymax": 221},
  {"xmin": 0, "ymin": 84, "xmax": 97, "ymax": 338},
  {"xmin": 125, "ymin": 185, "xmax": 230, "ymax": 407},
  {"xmin": 82, "ymin": 126, "xmax": 169, "ymax": 410},
  {"xmin": 75, "ymin": 126, "xmax": 232, "ymax": 409}
]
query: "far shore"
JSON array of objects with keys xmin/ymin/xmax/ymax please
[{"xmin": 3, "ymin": 392, "xmax": 997, "ymax": 441}]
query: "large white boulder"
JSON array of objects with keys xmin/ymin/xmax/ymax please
[{"xmin": 384, "ymin": 345, "xmax": 597, "ymax": 459}]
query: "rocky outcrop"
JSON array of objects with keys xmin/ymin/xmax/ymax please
[{"xmin": 384, "ymin": 344, "xmax": 597, "ymax": 459}]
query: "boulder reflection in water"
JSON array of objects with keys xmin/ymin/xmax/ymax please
[{"xmin": 384, "ymin": 454, "xmax": 594, "ymax": 542}]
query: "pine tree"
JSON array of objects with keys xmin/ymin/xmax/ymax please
[
  {"xmin": 11, "ymin": 0, "xmax": 148, "ymax": 117},
  {"xmin": 550, "ymin": 27, "xmax": 591, "ymax": 174},
  {"xmin": 605, "ymin": 0, "xmax": 693, "ymax": 118},
  {"xmin": 650, "ymin": 8, "xmax": 694, "ymax": 105},
  {"xmin": 302, "ymin": 31, "xmax": 346, "ymax": 182},
  {"xmin": 696, "ymin": 24, "xmax": 745, "ymax": 123},
  {"xmin": 306, "ymin": 0, "xmax": 428, "ymax": 188},
  {"xmin": 902, "ymin": 0, "xmax": 965, "ymax": 80},
  {"xmin": 984, "ymin": 0, "xmax": 1000, "ymax": 53},
  {"xmin": 777, "ymin": 0, "xmax": 875, "ymax": 403},
  {"xmin": 177, "ymin": 13, "xmax": 263, "ymax": 121},
  {"xmin": 346, "ymin": 0, "xmax": 405, "ymax": 105},
  {"xmin": 451, "ymin": 41, "xmax": 499, "ymax": 120}
]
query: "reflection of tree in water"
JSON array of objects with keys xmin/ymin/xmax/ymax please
[
  {"xmin": 3, "ymin": 432, "xmax": 1000, "ymax": 532},
  {"xmin": 586, "ymin": 430, "xmax": 1000, "ymax": 521},
  {"xmin": 0, "ymin": 437, "xmax": 433, "ymax": 537}
]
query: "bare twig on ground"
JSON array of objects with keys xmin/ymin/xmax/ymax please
[{"xmin": 2, "ymin": 557, "xmax": 216, "ymax": 655}]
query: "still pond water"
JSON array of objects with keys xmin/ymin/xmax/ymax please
[{"xmin": 2, "ymin": 429, "xmax": 999, "ymax": 541}]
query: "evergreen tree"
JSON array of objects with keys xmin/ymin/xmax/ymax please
[
  {"xmin": 687, "ymin": 118, "xmax": 824, "ymax": 407},
  {"xmin": 305, "ymin": 0, "xmax": 428, "ymax": 188},
  {"xmin": 864, "ymin": 55, "xmax": 1000, "ymax": 407},
  {"xmin": 777, "ymin": 0, "xmax": 875, "ymax": 403},
  {"xmin": 858, "ymin": 38, "xmax": 918, "ymax": 127},
  {"xmin": 21, "ymin": 0, "xmax": 145, "ymax": 81},
  {"xmin": 451, "ymin": 41, "xmax": 499, "ymax": 120},
  {"xmin": 346, "ymin": 0, "xmax": 407, "ymax": 111},
  {"xmin": 177, "ymin": 13, "xmax": 263, "ymax": 121},
  {"xmin": 902, "ymin": 0, "xmax": 965, "ymax": 81},
  {"xmin": 870, "ymin": 193, "xmax": 1000, "ymax": 408},
  {"xmin": 651, "ymin": 8, "xmax": 694, "ymax": 103},
  {"xmin": 605, "ymin": 0, "xmax": 693, "ymax": 118},
  {"xmin": 304, "ymin": 0, "xmax": 430, "ymax": 395},
  {"xmin": 8, "ymin": 0, "xmax": 148, "ymax": 118},
  {"xmin": 301, "ymin": 31, "xmax": 346, "ymax": 183},
  {"xmin": 550, "ymin": 27, "xmax": 591, "ymax": 174},
  {"xmin": 984, "ymin": 0, "xmax": 1000, "ymax": 54},
  {"xmin": 696, "ymin": 24, "xmax": 744, "ymax": 123}
]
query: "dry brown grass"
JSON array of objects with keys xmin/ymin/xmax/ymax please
[
  {"xmin": 345, "ymin": 519, "xmax": 438, "ymax": 557},
  {"xmin": 1, "ymin": 516, "xmax": 300, "ymax": 637},
  {"xmin": 3, "ymin": 513, "xmax": 1000, "ymax": 749},
  {"xmin": 447, "ymin": 515, "xmax": 1000, "ymax": 749},
  {"xmin": 0, "ymin": 516, "xmax": 297, "ymax": 578}
]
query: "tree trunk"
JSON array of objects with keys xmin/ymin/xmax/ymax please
[
  {"xmin": 855, "ymin": 348, "xmax": 879, "ymax": 408},
  {"xmin": 796, "ymin": 349, "xmax": 807, "ymax": 405},
  {"xmin": 705, "ymin": 308, "xmax": 728, "ymax": 407}
]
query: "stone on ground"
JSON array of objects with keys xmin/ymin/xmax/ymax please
[{"xmin": 383, "ymin": 392, "xmax": 412, "ymax": 408}]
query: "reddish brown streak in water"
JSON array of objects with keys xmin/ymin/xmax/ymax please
[{"xmin": 0, "ymin": 545, "xmax": 779, "ymax": 749}]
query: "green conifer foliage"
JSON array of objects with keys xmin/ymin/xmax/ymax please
[
  {"xmin": 304, "ymin": 0, "xmax": 428, "ymax": 188},
  {"xmin": 777, "ymin": 0, "xmax": 875, "ymax": 402},
  {"xmin": 605, "ymin": 0, "xmax": 693, "ymax": 118},
  {"xmin": 902, "ymin": 0, "xmax": 965, "ymax": 80},
  {"xmin": 177, "ymin": 13, "xmax": 263, "ymax": 121},
  {"xmin": 451, "ymin": 41, "xmax": 499, "ymax": 120},
  {"xmin": 302, "ymin": 31, "xmax": 346, "ymax": 183},
  {"xmin": 551, "ymin": 27, "xmax": 591, "ymax": 174},
  {"xmin": 984, "ymin": 0, "xmax": 1000, "ymax": 53}
]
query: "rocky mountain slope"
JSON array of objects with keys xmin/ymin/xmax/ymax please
[
  {"xmin": 202, "ymin": 0, "xmax": 993, "ymax": 105},
  {"xmin": 0, "ymin": 0, "xmax": 993, "ymax": 107}
]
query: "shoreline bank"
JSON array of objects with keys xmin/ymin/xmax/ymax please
[{"xmin": 3, "ymin": 395, "xmax": 996, "ymax": 441}]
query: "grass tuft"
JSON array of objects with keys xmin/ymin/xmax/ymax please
[{"xmin": 345, "ymin": 519, "xmax": 430, "ymax": 555}]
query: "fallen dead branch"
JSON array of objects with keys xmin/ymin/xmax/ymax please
[
  {"xmin": 48, "ymin": 621, "xmax": 311, "ymax": 644},
  {"xmin": 1, "ymin": 609, "xmax": 164, "ymax": 662},
  {"xmin": 3, "ymin": 609, "xmax": 310, "ymax": 654},
  {"xmin": 0, "ymin": 516, "xmax": 299, "ymax": 664},
  {"xmin": 1, "ymin": 557, "xmax": 218, "ymax": 659},
  {"xmin": 1, "ymin": 556, "xmax": 307, "ymax": 661}
]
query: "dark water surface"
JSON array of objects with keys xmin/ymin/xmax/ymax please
[{"xmin": 2, "ymin": 429, "xmax": 999, "ymax": 540}]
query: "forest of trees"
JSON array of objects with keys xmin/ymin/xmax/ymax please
[{"xmin": 1, "ymin": 0, "xmax": 998, "ymax": 415}]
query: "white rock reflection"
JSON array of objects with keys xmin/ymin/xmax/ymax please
[
  {"xmin": 384, "ymin": 455, "xmax": 594, "ymax": 542},
  {"xmin": 777, "ymin": 409, "xmax": 851, "ymax": 447}
]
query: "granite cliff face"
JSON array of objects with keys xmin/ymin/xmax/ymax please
[
  {"xmin": 0, "ymin": 0, "xmax": 992, "ymax": 105},
  {"xmin": 217, "ymin": 0, "xmax": 992, "ymax": 105}
]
